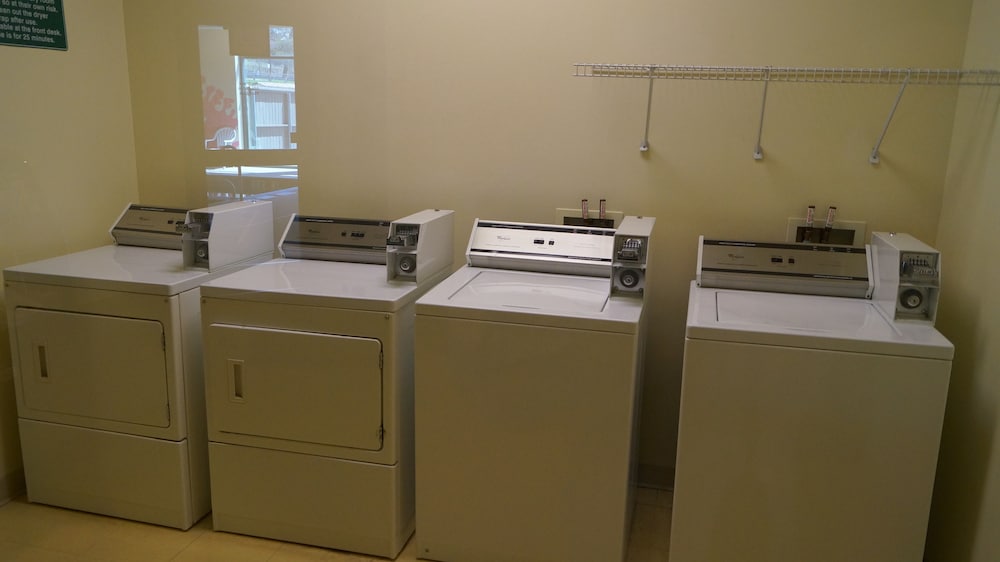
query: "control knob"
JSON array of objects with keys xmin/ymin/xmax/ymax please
[{"xmin": 900, "ymin": 288, "xmax": 924, "ymax": 310}]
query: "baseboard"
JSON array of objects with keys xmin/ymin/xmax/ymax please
[
  {"xmin": 637, "ymin": 463, "xmax": 675, "ymax": 490},
  {"xmin": 0, "ymin": 467, "xmax": 26, "ymax": 506}
]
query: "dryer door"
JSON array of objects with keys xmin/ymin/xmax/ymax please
[
  {"xmin": 14, "ymin": 308, "xmax": 171, "ymax": 428},
  {"xmin": 205, "ymin": 324, "xmax": 384, "ymax": 451}
]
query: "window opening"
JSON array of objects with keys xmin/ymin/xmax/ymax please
[{"xmin": 199, "ymin": 25, "xmax": 297, "ymax": 151}]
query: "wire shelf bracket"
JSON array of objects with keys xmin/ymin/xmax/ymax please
[
  {"xmin": 573, "ymin": 63, "xmax": 1000, "ymax": 163},
  {"xmin": 869, "ymin": 70, "xmax": 911, "ymax": 165},
  {"xmin": 641, "ymin": 67, "xmax": 655, "ymax": 152},
  {"xmin": 753, "ymin": 67, "xmax": 771, "ymax": 160}
]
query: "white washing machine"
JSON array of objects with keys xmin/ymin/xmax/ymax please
[
  {"xmin": 2, "ymin": 200, "xmax": 274, "ymax": 529},
  {"xmin": 199, "ymin": 209, "xmax": 453, "ymax": 558},
  {"xmin": 414, "ymin": 216, "xmax": 656, "ymax": 562},
  {"xmin": 669, "ymin": 235, "xmax": 954, "ymax": 562}
]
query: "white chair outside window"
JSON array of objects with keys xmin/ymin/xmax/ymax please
[{"xmin": 205, "ymin": 127, "xmax": 238, "ymax": 149}]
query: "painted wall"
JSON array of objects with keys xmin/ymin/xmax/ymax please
[
  {"xmin": 925, "ymin": 0, "xmax": 1000, "ymax": 559},
  {"xmin": 122, "ymin": 0, "xmax": 973, "ymax": 485},
  {"xmin": 0, "ymin": 0, "xmax": 140, "ymax": 501}
]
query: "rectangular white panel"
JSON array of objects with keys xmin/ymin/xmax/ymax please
[
  {"xmin": 670, "ymin": 338, "xmax": 951, "ymax": 562},
  {"xmin": 205, "ymin": 324, "xmax": 383, "ymax": 451},
  {"xmin": 19, "ymin": 419, "xmax": 198, "ymax": 530},
  {"xmin": 415, "ymin": 314, "xmax": 640, "ymax": 562},
  {"xmin": 15, "ymin": 308, "xmax": 170, "ymax": 428},
  {"xmin": 208, "ymin": 442, "xmax": 412, "ymax": 558}
]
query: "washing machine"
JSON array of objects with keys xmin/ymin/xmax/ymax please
[
  {"xmin": 668, "ymin": 235, "xmax": 953, "ymax": 562},
  {"xmin": 199, "ymin": 209, "xmax": 453, "ymax": 558},
  {"xmin": 414, "ymin": 216, "xmax": 656, "ymax": 562},
  {"xmin": 2, "ymin": 200, "xmax": 274, "ymax": 529}
]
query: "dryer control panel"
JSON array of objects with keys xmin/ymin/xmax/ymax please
[
  {"xmin": 387, "ymin": 209, "xmax": 454, "ymax": 283},
  {"xmin": 110, "ymin": 204, "xmax": 189, "ymax": 250},
  {"xmin": 280, "ymin": 215, "xmax": 390, "ymax": 264},
  {"xmin": 177, "ymin": 200, "xmax": 274, "ymax": 271}
]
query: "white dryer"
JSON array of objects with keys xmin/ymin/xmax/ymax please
[
  {"xmin": 414, "ymin": 216, "xmax": 656, "ymax": 562},
  {"xmin": 3, "ymin": 200, "xmax": 274, "ymax": 529},
  {"xmin": 199, "ymin": 209, "xmax": 453, "ymax": 558},
  {"xmin": 669, "ymin": 236, "xmax": 953, "ymax": 562}
]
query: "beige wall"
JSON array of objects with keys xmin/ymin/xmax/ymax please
[
  {"xmin": 926, "ymin": 0, "xmax": 1000, "ymax": 559},
  {"xmin": 0, "ymin": 0, "xmax": 139, "ymax": 501},
  {"xmin": 122, "ymin": 0, "xmax": 973, "ymax": 484}
]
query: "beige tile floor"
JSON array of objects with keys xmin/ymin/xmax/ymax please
[{"xmin": 0, "ymin": 487, "xmax": 672, "ymax": 562}]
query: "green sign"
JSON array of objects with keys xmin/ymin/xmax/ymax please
[{"xmin": 0, "ymin": 0, "xmax": 66, "ymax": 51}]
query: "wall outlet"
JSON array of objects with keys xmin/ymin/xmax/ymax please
[
  {"xmin": 786, "ymin": 218, "xmax": 868, "ymax": 246},
  {"xmin": 555, "ymin": 207, "xmax": 624, "ymax": 228}
]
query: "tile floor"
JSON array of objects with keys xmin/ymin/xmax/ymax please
[{"xmin": 0, "ymin": 487, "xmax": 672, "ymax": 562}]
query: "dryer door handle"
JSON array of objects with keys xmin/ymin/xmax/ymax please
[
  {"xmin": 228, "ymin": 359, "xmax": 246, "ymax": 402},
  {"xmin": 37, "ymin": 345, "xmax": 50, "ymax": 380}
]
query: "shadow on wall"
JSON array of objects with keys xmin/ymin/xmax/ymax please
[
  {"xmin": 0, "ymin": 295, "xmax": 27, "ymax": 503},
  {"xmin": 926, "ymin": 86, "xmax": 1000, "ymax": 562},
  {"xmin": 929, "ymin": 281, "xmax": 995, "ymax": 562}
]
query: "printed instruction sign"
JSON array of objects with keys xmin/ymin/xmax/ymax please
[{"xmin": 0, "ymin": 0, "xmax": 66, "ymax": 51}]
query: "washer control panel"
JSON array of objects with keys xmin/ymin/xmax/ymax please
[
  {"xmin": 901, "ymin": 252, "xmax": 939, "ymax": 278},
  {"xmin": 611, "ymin": 216, "xmax": 656, "ymax": 297},
  {"xmin": 873, "ymin": 232, "xmax": 941, "ymax": 324}
]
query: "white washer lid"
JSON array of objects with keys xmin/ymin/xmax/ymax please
[
  {"xmin": 448, "ymin": 270, "xmax": 609, "ymax": 313},
  {"xmin": 3, "ymin": 245, "xmax": 212, "ymax": 296},
  {"xmin": 199, "ymin": 259, "xmax": 425, "ymax": 312},
  {"xmin": 417, "ymin": 266, "xmax": 643, "ymax": 333},
  {"xmin": 686, "ymin": 280, "xmax": 953, "ymax": 360}
]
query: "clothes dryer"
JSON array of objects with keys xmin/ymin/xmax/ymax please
[
  {"xmin": 3, "ymin": 200, "xmax": 274, "ymax": 529},
  {"xmin": 669, "ymin": 236, "xmax": 953, "ymax": 562},
  {"xmin": 199, "ymin": 209, "xmax": 453, "ymax": 558},
  {"xmin": 414, "ymin": 216, "xmax": 655, "ymax": 562}
]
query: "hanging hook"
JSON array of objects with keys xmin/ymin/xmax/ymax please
[
  {"xmin": 640, "ymin": 66, "xmax": 655, "ymax": 152},
  {"xmin": 869, "ymin": 69, "xmax": 912, "ymax": 164},
  {"xmin": 753, "ymin": 66, "xmax": 771, "ymax": 160}
]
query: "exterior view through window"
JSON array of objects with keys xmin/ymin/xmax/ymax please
[{"xmin": 200, "ymin": 25, "xmax": 297, "ymax": 151}]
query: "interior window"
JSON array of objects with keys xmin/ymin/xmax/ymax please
[
  {"xmin": 199, "ymin": 24, "xmax": 299, "ymax": 220},
  {"xmin": 200, "ymin": 25, "xmax": 297, "ymax": 151}
]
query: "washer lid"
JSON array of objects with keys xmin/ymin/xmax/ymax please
[
  {"xmin": 3, "ymin": 245, "xmax": 213, "ymax": 296},
  {"xmin": 199, "ymin": 259, "xmax": 425, "ymax": 312},
  {"xmin": 716, "ymin": 290, "xmax": 880, "ymax": 333},
  {"xmin": 448, "ymin": 270, "xmax": 609, "ymax": 313},
  {"xmin": 686, "ymin": 281, "xmax": 953, "ymax": 360},
  {"xmin": 417, "ymin": 266, "xmax": 643, "ymax": 333}
]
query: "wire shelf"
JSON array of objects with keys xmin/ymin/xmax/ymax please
[
  {"xmin": 573, "ymin": 64, "xmax": 1000, "ymax": 86},
  {"xmin": 573, "ymin": 63, "xmax": 1000, "ymax": 158}
]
